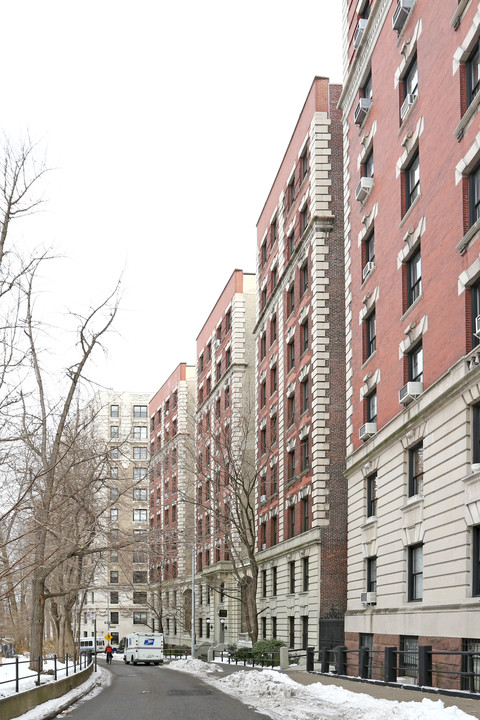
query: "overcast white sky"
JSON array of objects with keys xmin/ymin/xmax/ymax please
[{"xmin": 3, "ymin": 1, "xmax": 343, "ymax": 397}]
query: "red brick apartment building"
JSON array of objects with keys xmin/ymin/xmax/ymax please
[
  {"xmin": 149, "ymin": 363, "xmax": 196, "ymax": 647},
  {"xmin": 340, "ymin": 0, "xmax": 480, "ymax": 687},
  {"xmin": 255, "ymin": 77, "xmax": 346, "ymax": 650},
  {"xmin": 195, "ymin": 270, "xmax": 256, "ymax": 647}
]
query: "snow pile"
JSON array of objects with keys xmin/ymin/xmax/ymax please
[{"xmin": 165, "ymin": 660, "xmax": 477, "ymax": 720}]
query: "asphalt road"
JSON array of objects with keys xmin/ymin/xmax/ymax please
[{"xmin": 64, "ymin": 659, "xmax": 273, "ymax": 720}]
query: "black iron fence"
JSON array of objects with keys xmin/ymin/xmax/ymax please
[
  {"xmin": 0, "ymin": 652, "xmax": 92, "ymax": 694},
  {"xmin": 317, "ymin": 645, "xmax": 480, "ymax": 695},
  {"xmin": 164, "ymin": 648, "xmax": 191, "ymax": 659}
]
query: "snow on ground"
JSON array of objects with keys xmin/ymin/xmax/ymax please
[
  {"xmin": 165, "ymin": 658, "xmax": 477, "ymax": 720},
  {"xmin": 0, "ymin": 655, "xmax": 93, "ymax": 699},
  {"xmin": 7, "ymin": 666, "xmax": 110, "ymax": 720}
]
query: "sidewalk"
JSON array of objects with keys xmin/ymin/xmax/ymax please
[{"xmin": 280, "ymin": 665, "xmax": 480, "ymax": 720}]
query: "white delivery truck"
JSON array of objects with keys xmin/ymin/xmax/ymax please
[{"xmin": 123, "ymin": 632, "xmax": 164, "ymax": 665}]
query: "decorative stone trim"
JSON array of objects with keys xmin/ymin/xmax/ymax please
[
  {"xmin": 394, "ymin": 19, "xmax": 423, "ymax": 88},
  {"xmin": 401, "ymin": 421, "xmax": 427, "ymax": 449},
  {"xmin": 269, "ymin": 403, "xmax": 278, "ymax": 418},
  {"xmin": 259, "ymin": 417, "xmax": 267, "ymax": 430},
  {"xmin": 396, "ymin": 117, "xmax": 424, "ymax": 177},
  {"xmin": 397, "ymin": 216, "xmax": 426, "ymax": 267},
  {"xmin": 299, "ymin": 424, "xmax": 310, "ymax": 440},
  {"xmin": 269, "ymin": 353, "xmax": 278, "ymax": 369},
  {"xmin": 453, "ymin": 5, "xmax": 480, "ymax": 73},
  {"xmin": 459, "ymin": 254, "xmax": 480, "ymax": 294},
  {"xmin": 452, "ymin": 0, "xmax": 474, "ymax": 30},
  {"xmin": 299, "ymin": 305, "xmax": 309, "ymax": 324},
  {"xmin": 398, "ymin": 315, "xmax": 428, "ymax": 356},
  {"xmin": 357, "ymin": 121, "xmax": 377, "ymax": 168},
  {"xmin": 287, "ymin": 437, "xmax": 296, "ymax": 452},
  {"xmin": 455, "ymin": 128, "xmax": 480, "ymax": 184},
  {"xmin": 359, "ymin": 285, "xmax": 379, "ymax": 322},
  {"xmin": 299, "ymin": 364, "xmax": 310, "ymax": 383},
  {"xmin": 286, "ymin": 326, "xmax": 295, "ymax": 343},
  {"xmin": 361, "ymin": 457, "xmax": 379, "ymax": 477},
  {"xmin": 286, "ymin": 381, "xmax": 296, "ymax": 398},
  {"xmin": 270, "ymin": 454, "xmax": 278, "ymax": 467},
  {"xmin": 360, "ymin": 369, "xmax": 380, "ymax": 399}
]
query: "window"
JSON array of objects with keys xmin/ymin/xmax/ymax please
[
  {"xmin": 300, "ymin": 262, "xmax": 308, "ymax": 296},
  {"xmin": 301, "ymin": 377, "xmax": 309, "ymax": 414},
  {"xmin": 133, "ymin": 426, "xmax": 147, "ymax": 440},
  {"xmin": 272, "ymin": 267, "xmax": 278, "ymax": 290},
  {"xmin": 271, "ymin": 464, "xmax": 278, "ymax": 494},
  {"xmin": 288, "ymin": 338, "xmax": 295, "ymax": 371},
  {"xmin": 270, "ymin": 413, "xmax": 277, "ymax": 443},
  {"xmin": 400, "ymin": 636, "xmax": 418, "ymax": 679},
  {"xmin": 302, "ymin": 497, "xmax": 309, "ymax": 532},
  {"xmin": 262, "ymin": 569, "xmax": 267, "ymax": 597},
  {"xmin": 260, "ymin": 332, "xmax": 266, "ymax": 359},
  {"xmin": 110, "ymin": 404, "xmax": 119, "ymax": 418},
  {"xmin": 110, "ymin": 488, "xmax": 119, "ymax": 501},
  {"xmin": 226, "ymin": 348, "xmax": 231, "ymax": 367},
  {"xmin": 473, "ymin": 404, "xmax": 480, "ymax": 464},
  {"xmin": 272, "ymin": 218, "xmax": 278, "ymax": 245},
  {"xmin": 110, "ymin": 550, "xmax": 118, "ymax": 562},
  {"xmin": 301, "ymin": 207, "xmax": 308, "ymax": 234},
  {"xmin": 473, "ymin": 526, "xmax": 480, "ymax": 596},
  {"xmin": 134, "ymin": 467, "xmax": 147, "ymax": 481},
  {"xmin": 366, "ymin": 390, "xmax": 377, "ymax": 423},
  {"xmin": 470, "ymin": 164, "xmax": 480, "ymax": 228},
  {"xmin": 270, "ymin": 366, "xmax": 277, "ymax": 395},
  {"xmin": 405, "ymin": 151, "xmax": 420, "ymax": 211},
  {"xmin": 110, "ymin": 591, "xmax": 119, "ymax": 604},
  {"xmin": 301, "ymin": 438, "xmax": 309, "ymax": 472},
  {"xmin": 133, "ymin": 571, "xmax": 147, "ymax": 584},
  {"xmin": 108, "ymin": 611, "xmax": 118, "ymax": 625},
  {"xmin": 287, "ymin": 284, "xmax": 295, "ymax": 315},
  {"xmin": 133, "ymin": 447, "xmax": 147, "ymax": 460},
  {"xmin": 301, "ymin": 148, "xmax": 308, "ymax": 181},
  {"xmin": 289, "ymin": 177, "xmax": 295, "ymax": 208},
  {"xmin": 367, "ymin": 557, "xmax": 377, "ymax": 593},
  {"xmin": 288, "ymin": 394, "xmax": 295, "ymax": 426},
  {"xmin": 403, "ymin": 55, "xmax": 418, "ymax": 101},
  {"xmin": 199, "ymin": 353, "xmax": 204, "ymax": 372},
  {"xmin": 110, "ymin": 508, "xmax": 118, "ymax": 522},
  {"xmin": 363, "ymin": 71, "xmax": 373, "ymax": 100},
  {"xmin": 216, "ymin": 325, "xmax": 221, "ymax": 343},
  {"xmin": 111, "ymin": 466, "xmax": 118, "ymax": 479},
  {"xmin": 133, "ymin": 405, "xmax": 147, "ymax": 418},
  {"xmin": 261, "ymin": 287, "xmax": 267, "ymax": 310},
  {"xmin": 289, "ymin": 616, "xmax": 295, "ymax": 648},
  {"xmin": 289, "ymin": 505, "xmax": 295, "ymax": 538},
  {"xmin": 133, "ymin": 612, "xmax": 147, "ymax": 625},
  {"xmin": 216, "ymin": 362, "xmax": 221, "ymax": 383},
  {"xmin": 110, "ymin": 447, "xmax": 119, "ymax": 460},
  {"xmin": 287, "ymin": 449, "xmax": 295, "ymax": 481},
  {"xmin": 272, "ymin": 515, "xmax": 277, "ymax": 544},
  {"xmin": 226, "ymin": 309, "xmax": 231, "ymax": 332},
  {"xmin": 408, "ymin": 443, "xmax": 423, "ymax": 497},
  {"xmin": 408, "ymin": 544, "xmax": 423, "ymax": 601},
  {"xmin": 133, "ymin": 488, "xmax": 147, "ymax": 501},
  {"xmin": 110, "ymin": 570, "xmax": 119, "ymax": 584},
  {"xmin": 288, "ymin": 232, "xmax": 295, "ymax": 258},
  {"xmin": 261, "ymin": 616, "xmax": 267, "ymax": 640},
  {"xmin": 467, "ymin": 39, "xmax": 480, "ymax": 107},
  {"xmin": 261, "ymin": 240, "xmax": 267, "ymax": 266},
  {"xmin": 133, "ymin": 591, "xmax": 147, "ymax": 604},
  {"xmin": 408, "ymin": 343, "xmax": 423, "ymax": 383},
  {"xmin": 260, "ymin": 380, "xmax": 266, "ymax": 408},
  {"xmin": 272, "ymin": 617, "xmax": 277, "ymax": 639},
  {"xmin": 363, "ymin": 150, "xmax": 374, "ymax": 179},
  {"xmin": 207, "ymin": 341, "xmax": 212, "ymax": 361},
  {"xmin": 302, "ymin": 557, "xmax": 309, "ymax": 591},
  {"xmin": 270, "ymin": 314, "xmax": 277, "ymax": 344},
  {"xmin": 216, "ymin": 397, "xmax": 221, "ymax": 418},
  {"xmin": 301, "ymin": 320, "xmax": 309, "ymax": 354},
  {"xmin": 406, "ymin": 249, "xmax": 422, "ymax": 306},
  {"xmin": 260, "ymin": 427, "xmax": 267, "ymax": 455},
  {"xmin": 366, "ymin": 472, "xmax": 377, "ymax": 518},
  {"xmin": 365, "ymin": 311, "xmax": 376, "ymax": 359},
  {"xmin": 133, "ymin": 509, "xmax": 147, "ymax": 522},
  {"xmin": 225, "ymin": 385, "xmax": 230, "ymax": 408},
  {"xmin": 272, "ymin": 566, "xmax": 277, "ymax": 596},
  {"xmin": 110, "ymin": 425, "xmax": 119, "ymax": 438},
  {"xmin": 289, "ymin": 561, "xmax": 296, "ymax": 593}
]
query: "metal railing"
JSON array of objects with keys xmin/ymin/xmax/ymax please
[
  {"xmin": 164, "ymin": 648, "xmax": 191, "ymax": 659},
  {"xmin": 0, "ymin": 652, "xmax": 92, "ymax": 694},
  {"xmin": 316, "ymin": 645, "xmax": 480, "ymax": 695},
  {"xmin": 212, "ymin": 649, "xmax": 282, "ymax": 667}
]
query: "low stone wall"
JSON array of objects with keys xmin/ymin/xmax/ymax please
[{"xmin": 0, "ymin": 662, "xmax": 93, "ymax": 720}]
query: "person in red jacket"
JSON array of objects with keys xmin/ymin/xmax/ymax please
[{"xmin": 105, "ymin": 644, "xmax": 113, "ymax": 664}]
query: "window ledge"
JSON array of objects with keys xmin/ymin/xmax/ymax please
[
  {"xmin": 455, "ymin": 93, "xmax": 480, "ymax": 141},
  {"xmin": 361, "ymin": 349, "xmax": 377, "ymax": 370},
  {"xmin": 400, "ymin": 192, "xmax": 421, "ymax": 228},
  {"xmin": 400, "ymin": 494, "xmax": 424, "ymax": 512},
  {"xmin": 362, "ymin": 516, "xmax": 377, "ymax": 529},
  {"xmin": 451, "ymin": 0, "xmax": 473, "ymax": 30},
  {"xmin": 400, "ymin": 293, "xmax": 423, "ymax": 322},
  {"xmin": 458, "ymin": 217, "xmax": 480, "ymax": 255}
]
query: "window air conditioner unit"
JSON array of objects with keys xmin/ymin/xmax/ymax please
[
  {"xmin": 475, "ymin": 315, "xmax": 480, "ymax": 338},
  {"xmin": 399, "ymin": 381, "xmax": 423, "ymax": 405},
  {"xmin": 353, "ymin": 19, "xmax": 368, "ymax": 48},
  {"xmin": 400, "ymin": 93, "xmax": 416, "ymax": 120},
  {"xmin": 354, "ymin": 97, "xmax": 372, "ymax": 126},
  {"xmin": 355, "ymin": 177, "xmax": 374, "ymax": 203},
  {"xmin": 362, "ymin": 261, "xmax": 375, "ymax": 281},
  {"xmin": 360, "ymin": 591, "xmax": 377, "ymax": 605},
  {"xmin": 260, "ymin": 494, "xmax": 266, "ymax": 503},
  {"xmin": 359, "ymin": 422, "xmax": 377, "ymax": 440},
  {"xmin": 214, "ymin": 339, "xmax": 221, "ymax": 348},
  {"xmin": 392, "ymin": 0, "xmax": 414, "ymax": 33},
  {"xmin": 261, "ymin": 543, "xmax": 267, "ymax": 551}
]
